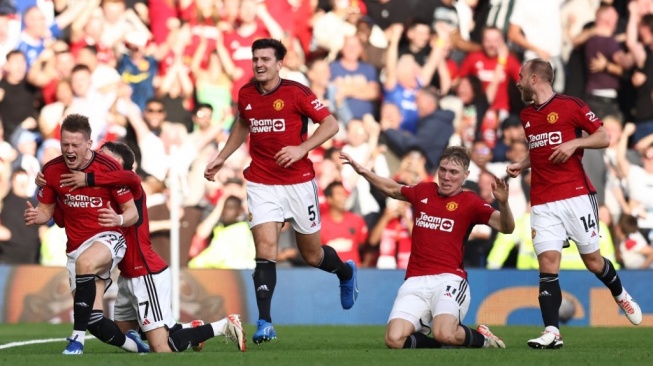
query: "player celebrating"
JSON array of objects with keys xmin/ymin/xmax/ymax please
[
  {"xmin": 204, "ymin": 38, "xmax": 358, "ymax": 345},
  {"xmin": 340, "ymin": 146, "xmax": 514, "ymax": 350},
  {"xmin": 50, "ymin": 141, "xmax": 246, "ymax": 353},
  {"xmin": 24, "ymin": 114, "xmax": 140, "ymax": 355},
  {"xmin": 507, "ymin": 59, "xmax": 642, "ymax": 349}
]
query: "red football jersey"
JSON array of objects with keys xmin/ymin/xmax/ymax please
[
  {"xmin": 458, "ymin": 51, "xmax": 521, "ymax": 112},
  {"xmin": 238, "ymin": 79, "xmax": 332, "ymax": 185},
  {"xmin": 91, "ymin": 170, "xmax": 168, "ymax": 277},
  {"xmin": 320, "ymin": 210, "xmax": 368, "ymax": 266},
  {"xmin": 520, "ymin": 94, "xmax": 601, "ymax": 205},
  {"xmin": 401, "ymin": 183, "xmax": 496, "ymax": 280},
  {"xmin": 39, "ymin": 154, "xmax": 133, "ymax": 252}
]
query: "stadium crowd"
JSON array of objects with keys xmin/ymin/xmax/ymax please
[{"xmin": 0, "ymin": 0, "xmax": 652, "ymax": 271}]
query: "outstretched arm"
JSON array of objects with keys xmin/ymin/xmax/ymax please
[
  {"xmin": 486, "ymin": 176, "xmax": 515, "ymax": 234},
  {"xmin": 59, "ymin": 170, "xmax": 143, "ymax": 198},
  {"xmin": 340, "ymin": 152, "xmax": 406, "ymax": 200},
  {"xmin": 205, "ymin": 116, "xmax": 250, "ymax": 181}
]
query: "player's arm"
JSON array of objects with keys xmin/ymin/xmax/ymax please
[
  {"xmin": 506, "ymin": 152, "xmax": 530, "ymax": 178},
  {"xmin": 87, "ymin": 170, "xmax": 142, "ymax": 197},
  {"xmin": 339, "ymin": 152, "xmax": 406, "ymax": 201},
  {"xmin": 205, "ymin": 115, "xmax": 249, "ymax": 181},
  {"xmin": 486, "ymin": 176, "xmax": 515, "ymax": 234},
  {"xmin": 24, "ymin": 201, "xmax": 55, "ymax": 226}
]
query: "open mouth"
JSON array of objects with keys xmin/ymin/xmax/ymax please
[{"xmin": 65, "ymin": 154, "xmax": 77, "ymax": 165}]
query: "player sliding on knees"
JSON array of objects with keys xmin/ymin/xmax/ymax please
[{"xmin": 341, "ymin": 146, "xmax": 515, "ymax": 349}]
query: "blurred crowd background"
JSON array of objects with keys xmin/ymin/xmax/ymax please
[{"xmin": 0, "ymin": 0, "xmax": 652, "ymax": 271}]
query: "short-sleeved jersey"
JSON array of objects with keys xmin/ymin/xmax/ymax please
[
  {"xmin": 401, "ymin": 182, "xmax": 496, "ymax": 280},
  {"xmin": 89, "ymin": 170, "xmax": 168, "ymax": 278},
  {"xmin": 238, "ymin": 79, "xmax": 332, "ymax": 185},
  {"xmin": 320, "ymin": 211, "xmax": 368, "ymax": 266},
  {"xmin": 39, "ymin": 153, "xmax": 133, "ymax": 252},
  {"xmin": 520, "ymin": 94, "xmax": 601, "ymax": 205}
]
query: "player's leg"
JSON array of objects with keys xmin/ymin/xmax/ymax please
[
  {"xmin": 386, "ymin": 276, "xmax": 441, "ymax": 349},
  {"xmin": 167, "ymin": 314, "xmax": 247, "ymax": 352},
  {"xmin": 430, "ymin": 274, "xmax": 503, "ymax": 348},
  {"xmin": 246, "ymin": 182, "xmax": 285, "ymax": 344},
  {"xmin": 529, "ymin": 202, "xmax": 566, "ymax": 349},
  {"xmin": 288, "ymin": 181, "xmax": 356, "ymax": 309},
  {"xmin": 568, "ymin": 196, "xmax": 642, "ymax": 325}
]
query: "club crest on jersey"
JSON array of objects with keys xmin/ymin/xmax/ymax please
[
  {"xmin": 547, "ymin": 112, "xmax": 559, "ymax": 124},
  {"xmin": 446, "ymin": 201, "xmax": 458, "ymax": 211},
  {"xmin": 273, "ymin": 99, "xmax": 284, "ymax": 111}
]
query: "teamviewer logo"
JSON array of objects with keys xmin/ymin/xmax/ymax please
[
  {"xmin": 273, "ymin": 119, "xmax": 285, "ymax": 132},
  {"xmin": 548, "ymin": 131, "xmax": 562, "ymax": 145}
]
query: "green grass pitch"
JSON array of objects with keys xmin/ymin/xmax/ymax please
[{"xmin": 0, "ymin": 324, "xmax": 651, "ymax": 366}]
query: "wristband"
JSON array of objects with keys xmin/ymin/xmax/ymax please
[{"xmin": 119, "ymin": 215, "xmax": 124, "ymax": 226}]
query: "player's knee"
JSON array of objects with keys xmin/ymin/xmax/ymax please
[
  {"xmin": 384, "ymin": 333, "xmax": 404, "ymax": 349},
  {"xmin": 432, "ymin": 329, "xmax": 455, "ymax": 345}
]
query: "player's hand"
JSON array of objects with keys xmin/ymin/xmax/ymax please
[
  {"xmin": 98, "ymin": 202, "xmax": 121, "ymax": 227},
  {"xmin": 274, "ymin": 145, "xmax": 306, "ymax": 168},
  {"xmin": 491, "ymin": 175, "xmax": 509, "ymax": 203},
  {"xmin": 24, "ymin": 201, "xmax": 39, "ymax": 226},
  {"xmin": 339, "ymin": 152, "xmax": 364, "ymax": 173},
  {"xmin": 35, "ymin": 171, "xmax": 46, "ymax": 187},
  {"xmin": 623, "ymin": 122, "xmax": 636, "ymax": 137},
  {"xmin": 549, "ymin": 140, "xmax": 578, "ymax": 164},
  {"xmin": 204, "ymin": 156, "xmax": 226, "ymax": 181},
  {"xmin": 60, "ymin": 171, "xmax": 88, "ymax": 191},
  {"xmin": 506, "ymin": 162, "xmax": 523, "ymax": 178}
]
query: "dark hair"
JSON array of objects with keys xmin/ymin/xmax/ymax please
[
  {"xmin": 11, "ymin": 168, "xmax": 28, "ymax": 179},
  {"xmin": 146, "ymin": 97, "xmax": 165, "ymax": 107},
  {"xmin": 101, "ymin": 141, "xmax": 136, "ymax": 170},
  {"xmin": 81, "ymin": 44, "xmax": 99, "ymax": 55},
  {"xmin": 194, "ymin": 103, "xmax": 213, "ymax": 113},
  {"xmin": 525, "ymin": 58, "xmax": 554, "ymax": 84},
  {"xmin": 71, "ymin": 63, "xmax": 91, "ymax": 75},
  {"xmin": 439, "ymin": 146, "xmax": 471, "ymax": 171},
  {"xmin": 61, "ymin": 114, "xmax": 92, "ymax": 140},
  {"xmin": 6, "ymin": 49, "xmax": 25, "ymax": 61},
  {"xmin": 324, "ymin": 181, "xmax": 345, "ymax": 198},
  {"xmin": 252, "ymin": 38, "xmax": 287, "ymax": 61},
  {"xmin": 618, "ymin": 214, "xmax": 639, "ymax": 235},
  {"xmin": 224, "ymin": 195, "xmax": 242, "ymax": 208}
]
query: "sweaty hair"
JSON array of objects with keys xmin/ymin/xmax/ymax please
[
  {"xmin": 101, "ymin": 141, "xmax": 136, "ymax": 170},
  {"xmin": 61, "ymin": 114, "xmax": 92, "ymax": 140},
  {"xmin": 618, "ymin": 214, "xmax": 639, "ymax": 236},
  {"xmin": 439, "ymin": 146, "xmax": 471, "ymax": 171},
  {"xmin": 71, "ymin": 63, "xmax": 91, "ymax": 75},
  {"xmin": 525, "ymin": 59, "xmax": 554, "ymax": 85},
  {"xmin": 324, "ymin": 180, "xmax": 345, "ymax": 198},
  {"xmin": 252, "ymin": 38, "xmax": 287, "ymax": 61}
]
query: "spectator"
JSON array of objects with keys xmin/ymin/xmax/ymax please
[
  {"xmin": 617, "ymin": 213, "xmax": 653, "ymax": 269},
  {"xmin": 492, "ymin": 114, "xmax": 524, "ymax": 162},
  {"xmin": 583, "ymin": 4, "xmax": 625, "ymax": 120},
  {"xmin": 70, "ymin": 0, "xmax": 117, "ymax": 67},
  {"xmin": 307, "ymin": 57, "xmax": 353, "ymax": 125},
  {"xmin": 508, "ymin": 0, "xmax": 566, "ymax": 92},
  {"xmin": 117, "ymin": 31, "xmax": 158, "ymax": 111},
  {"xmin": 189, "ymin": 193, "xmax": 255, "ymax": 269},
  {"xmin": 329, "ymin": 34, "xmax": 380, "ymax": 120},
  {"xmin": 626, "ymin": 9, "xmax": 653, "ymax": 144},
  {"xmin": 382, "ymin": 86, "xmax": 455, "ymax": 172},
  {"xmin": 0, "ymin": 168, "xmax": 40, "ymax": 264},
  {"xmin": 392, "ymin": 149, "xmax": 433, "ymax": 186},
  {"xmin": 26, "ymin": 41, "xmax": 75, "ymax": 105},
  {"xmin": 458, "ymin": 26, "xmax": 520, "ymax": 120},
  {"xmin": 0, "ymin": 50, "xmax": 40, "ymax": 144},
  {"xmin": 0, "ymin": 11, "xmax": 20, "ymax": 68},
  {"xmin": 191, "ymin": 35, "xmax": 233, "ymax": 127},
  {"xmin": 320, "ymin": 181, "xmax": 369, "ymax": 267},
  {"xmin": 369, "ymin": 197, "xmax": 412, "ymax": 270},
  {"xmin": 16, "ymin": 3, "xmax": 88, "ymax": 69}
]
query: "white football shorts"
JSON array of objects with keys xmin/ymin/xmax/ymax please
[
  {"xmin": 531, "ymin": 194, "xmax": 600, "ymax": 255},
  {"xmin": 246, "ymin": 180, "xmax": 321, "ymax": 234},
  {"xmin": 388, "ymin": 273, "xmax": 471, "ymax": 332},
  {"xmin": 66, "ymin": 231, "xmax": 126, "ymax": 292},
  {"xmin": 113, "ymin": 268, "xmax": 176, "ymax": 332}
]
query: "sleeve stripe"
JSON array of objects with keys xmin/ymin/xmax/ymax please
[
  {"xmin": 94, "ymin": 153, "xmax": 123, "ymax": 170},
  {"xmin": 281, "ymin": 80, "xmax": 313, "ymax": 96},
  {"xmin": 557, "ymin": 94, "xmax": 586, "ymax": 108},
  {"xmin": 41, "ymin": 155, "xmax": 65, "ymax": 172}
]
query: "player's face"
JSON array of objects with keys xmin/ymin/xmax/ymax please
[
  {"xmin": 60, "ymin": 130, "xmax": 92, "ymax": 170},
  {"xmin": 252, "ymin": 48, "xmax": 282, "ymax": 84},
  {"xmin": 437, "ymin": 159, "xmax": 469, "ymax": 196},
  {"xmin": 517, "ymin": 67, "xmax": 535, "ymax": 103}
]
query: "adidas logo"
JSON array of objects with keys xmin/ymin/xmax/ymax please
[
  {"xmin": 539, "ymin": 291, "xmax": 551, "ymax": 297},
  {"xmin": 257, "ymin": 285, "xmax": 269, "ymax": 292},
  {"xmin": 245, "ymin": 104, "xmax": 252, "ymax": 110},
  {"xmin": 311, "ymin": 221, "xmax": 317, "ymax": 228},
  {"xmin": 143, "ymin": 319, "xmax": 150, "ymax": 325},
  {"xmin": 591, "ymin": 231, "xmax": 596, "ymax": 237},
  {"xmin": 75, "ymin": 302, "xmax": 89, "ymax": 307},
  {"xmin": 525, "ymin": 121, "xmax": 530, "ymax": 128},
  {"xmin": 421, "ymin": 198, "xmax": 428, "ymax": 204}
]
